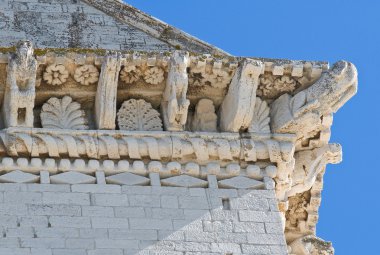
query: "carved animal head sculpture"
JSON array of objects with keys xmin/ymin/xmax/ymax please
[
  {"xmin": 307, "ymin": 61, "xmax": 358, "ymax": 115},
  {"xmin": 171, "ymin": 50, "xmax": 189, "ymax": 72},
  {"xmin": 14, "ymin": 40, "xmax": 34, "ymax": 64},
  {"xmin": 321, "ymin": 143, "xmax": 343, "ymax": 164}
]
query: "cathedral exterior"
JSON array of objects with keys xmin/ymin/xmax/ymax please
[{"xmin": 0, "ymin": 1, "xmax": 357, "ymax": 254}]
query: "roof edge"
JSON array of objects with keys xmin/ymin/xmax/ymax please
[{"xmin": 81, "ymin": 0, "xmax": 230, "ymax": 56}]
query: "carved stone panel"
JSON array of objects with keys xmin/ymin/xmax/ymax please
[
  {"xmin": 117, "ymin": 99, "xmax": 163, "ymax": 131},
  {"xmin": 40, "ymin": 96, "xmax": 89, "ymax": 130}
]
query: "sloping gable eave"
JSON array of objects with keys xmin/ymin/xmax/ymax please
[{"xmin": 81, "ymin": 0, "xmax": 230, "ymax": 55}]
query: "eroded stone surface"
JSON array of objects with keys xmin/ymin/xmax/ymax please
[
  {"xmin": 218, "ymin": 176, "xmax": 264, "ymax": 189},
  {"xmin": 0, "ymin": 0, "xmax": 358, "ymax": 253},
  {"xmin": 0, "ymin": 170, "xmax": 39, "ymax": 183},
  {"xmin": 50, "ymin": 171, "xmax": 96, "ymax": 184},
  {"xmin": 106, "ymin": 172, "xmax": 150, "ymax": 185},
  {"xmin": 161, "ymin": 175, "xmax": 208, "ymax": 188}
]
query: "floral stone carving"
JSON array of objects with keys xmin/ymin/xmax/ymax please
[
  {"xmin": 43, "ymin": 64, "xmax": 69, "ymax": 86},
  {"xmin": 40, "ymin": 96, "xmax": 89, "ymax": 130},
  {"xmin": 143, "ymin": 66, "xmax": 165, "ymax": 85},
  {"xmin": 74, "ymin": 64, "xmax": 99, "ymax": 85},
  {"xmin": 258, "ymin": 74, "xmax": 297, "ymax": 98},
  {"xmin": 117, "ymin": 99, "xmax": 163, "ymax": 131},
  {"xmin": 120, "ymin": 65, "xmax": 142, "ymax": 84},
  {"xmin": 203, "ymin": 69, "xmax": 232, "ymax": 89}
]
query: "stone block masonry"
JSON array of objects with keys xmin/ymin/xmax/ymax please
[
  {"xmin": 0, "ymin": 0, "xmax": 172, "ymax": 51},
  {"xmin": 0, "ymin": 184, "xmax": 287, "ymax": 255}
]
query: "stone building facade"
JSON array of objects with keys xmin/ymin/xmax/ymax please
[{"xmin": 0, "ymin": 1, "xmax": 357, "ymax": 254}]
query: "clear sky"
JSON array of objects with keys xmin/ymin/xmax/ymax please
[{"xmin": 125, "ymin": 1, "xmax": 379, "ymax": 254}]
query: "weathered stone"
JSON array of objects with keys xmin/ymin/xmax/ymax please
[{"xmin": 0, "ymin": 1, "xmax": 357, "ymax": 254}]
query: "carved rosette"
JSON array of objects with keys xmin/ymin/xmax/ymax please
[
  {"xmin": 120, "ymin": 65, "xmax": 142, "ymax": 84},
  {"xmin": 258, "ymin": 73, "xmax": 298, "ymax": 98},
  {"xmin": 74, "ymin": 64, "xmax": 99, "ymax": 86},
  {"xmin": 143, "ymin": 66, "xmax": 165, "ymax": 85},
  {"xmin": 203, "ymin": 69, "xmax": 232, "ymax": 89},
  {"xmin": 189, "ymin": 66, "xmax": 234, "ymax": 89},
  {"xmin": 40, "ymin": 96, "xmax": 89, "ymax": 130},
  {"xmin": 43, "ymin": 64, "xmax": 69, "ymax": 86},
  {"xmin": 117, "ymin": 99, "xmax": 163, "ymax": 131}
]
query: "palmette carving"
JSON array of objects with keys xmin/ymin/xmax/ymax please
[
  {"xmin": 2, "ymin": 40, "xmax": 37, "ymax": 128},
  {"xmin": 74, "ymin": 64, "xmax": 99, "ymax": 85},
  {"xmin": 248, "ymin": 97, "xmax": 270, "ymax": 133},
  {"xmin": 43, "ymin": 64, "xmax": 69, "ymax": 86},
  {"xmin": 40, "ymin": 96, "xmax": 89, "ymax": 130},
  {"xmin": 117, "ymin": 99, "xmax": 163, "ymax": 131}
]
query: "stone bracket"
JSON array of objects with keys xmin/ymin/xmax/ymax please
[{"xmin": 219, "ymin": 59, "xmax": 264, "ymax": 132}]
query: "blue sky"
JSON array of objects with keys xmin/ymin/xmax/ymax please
[{"xmin": 126, "ymin": 1, "xmax": 379, "ymax": 254}]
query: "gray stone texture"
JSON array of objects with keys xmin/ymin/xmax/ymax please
[
  {"xmin": 0, "ymin": 184, "xmax": 287, "ymax": 254},
  {"xmin": 0, "ymin": 0, "xmax": 172, "ymax": 51}
]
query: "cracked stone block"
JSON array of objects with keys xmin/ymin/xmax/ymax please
[
  {"xmin": 161, "ymin": 175, "xmax": 207, "ymax": 188},
  {"xmin": 106, "ymin": 172, "xmax": 150, "ymax": 185},
  {"xmin": 0, "ymin": 170, "xmax": 40, "ymax": 183},
  {"xmin": 218, "ymin": 176, "xmax": 264, "ymax": 189},
  {"xmin": 50, "ymin": 171, "xmax": 96, "ymax": 184}
]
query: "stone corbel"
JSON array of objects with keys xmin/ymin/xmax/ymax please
[
  {"xmin": 287, "ymin": 143, "xmax": 342, "ymax": 198},
  {"xmin": 289, "ymin": 235, "xmax": 334, "ymax": 255},
  {"xmin": 95, "ymin": 52, "xmax": 122, "ymax": 130},
  {"xmin": 270, "ymin": 61, "xmax": 358, "ymax": 137},
  {"xmin": 161, "ymin": 51, "xmax": 190, "ymax": 131},
  {"xmin": 219, "ymin": 59, "xmax": 264, "ymax": 132}
]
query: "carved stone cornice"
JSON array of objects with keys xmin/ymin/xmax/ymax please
[
  {"xmin": 0, "ymin": 43, "xmax": 358, "ymax": 251},
  {"xmin": 0, "ymin": 128, "xmax": 295, "ymax": 165}
]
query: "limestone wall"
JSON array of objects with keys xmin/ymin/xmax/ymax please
[
  {"xmin": 0, "ymin": 0, "xmax": 172, "ymax": 51},
  {"xmin": 0, "ymin": 184, "xmax": 287, "ymax": 255}
]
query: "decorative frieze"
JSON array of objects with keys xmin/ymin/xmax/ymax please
[
  {"xmin": 0, "ymin": 157, "xmax": 275, "ymax": 190},
  {"xmin": 0, "ymin": 128, "xmax": 295, "ymax": 164},
  {"xmin": 0, "ymin": 42, "xmax": 358, "ymax": 253}
]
